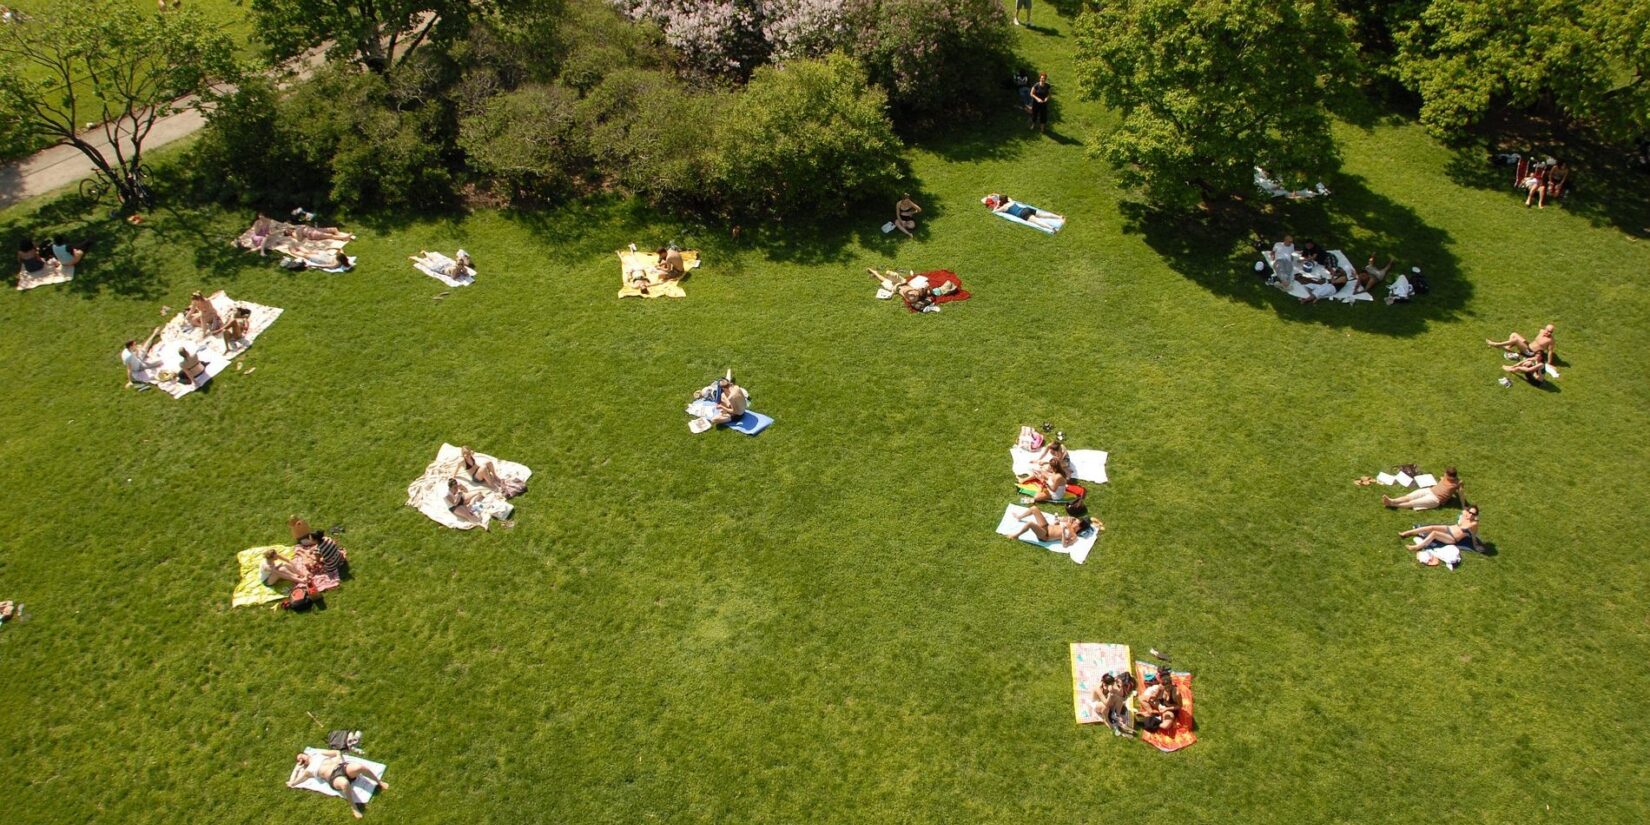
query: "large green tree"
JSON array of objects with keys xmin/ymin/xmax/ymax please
[
  {"xmin": 0, "ymin": 0, "xmax": 238, "ymax": 207},
  {"xmin": 1393, "ymin": 0, "xmax": 1650, "ymax": 140},
  {"xmin": 250, "ymin": 0, "xmax": 518, "ymax": 73},
  {"xmin": 1074, "ymin": 0, "xmax": 1356, "ymax": 211}
]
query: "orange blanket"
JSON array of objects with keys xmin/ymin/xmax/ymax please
[{"xmin": 1135, "ymin": 661, "xmax": 1197, "ymax": 752}]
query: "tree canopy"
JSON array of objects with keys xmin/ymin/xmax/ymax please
[
  {"xmin": 1075, "ymin": 0, "xmax": 1356, "ymax": 211},
  {"xmin": 250, "ymin": 0, "xmax": 517, "ymax": 73}
]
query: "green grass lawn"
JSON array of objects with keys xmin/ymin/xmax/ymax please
[{"xmin": 3, "ymin": 11, "xmax": 1650, "ymax": 824}]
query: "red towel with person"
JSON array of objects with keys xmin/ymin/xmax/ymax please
[{"xmin": 902, "ymin": 270, "xmax": 971, "ymax": 312}]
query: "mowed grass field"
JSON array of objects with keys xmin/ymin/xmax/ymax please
[{"xmin": 3, "ymin": 13, "xmax": 1649, "ymax": 824}]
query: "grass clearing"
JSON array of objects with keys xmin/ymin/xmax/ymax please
[{"xmin": 2, "ymin": 11, "xmax": 1649, "ymax": 823}]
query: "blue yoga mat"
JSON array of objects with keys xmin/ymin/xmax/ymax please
[{"xmin": 726, "ymin": 411, "xmax": 773, "ymax": 436}]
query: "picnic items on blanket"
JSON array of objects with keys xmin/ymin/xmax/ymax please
[
  {"xmin": 1415, "ymin": 542, "xmax": 1462, "ymax": 569},
  {"xmin": 982, "ymin": 194, "xmax": 1065, "ymax": 234},
  {"xmin": 290, "ymin": 748, "xmax": 387, "ymax": 806},
  {"xmin": 405, "ymin": 443, "xmax": 531, "ymax": 530},
  {"xmin": 135, "ymin": 291, "xmax": 283, "ymax": 398},
  {"xmin": 1071, "ymin": 643, "xmax": 1133, "ymax": 724},
  {"xmin": 412, "ymin": 251, "xmax": 474, "ymax": 287},
  {"xmin": 232, "ymin": 546, "xmax": 295, "ymax": 607},
  {"xmin": 1254, "ymin": 166, "xmax": 1329, "ymax": 200},
  {"xmin": 1261, "ymin": 248, "xmax": 1372, "ymax": 303},
  {"xmin": 617, "ymin": 247, "xmax": 700, "ymax": 299},
  {"xmin": 16, "ymin": 262, "xmax": 72, "ymax": 291},
  {"xmin": 1135, "ymin": 661, "xmax": 1197, "ymax": 752},
  {"xmin": 993, "ymin": 504, "xmax": 1098, "ymax": 564}
]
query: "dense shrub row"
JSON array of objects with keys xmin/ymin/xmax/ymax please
[{"xmin": 187, "ymin": 0, "xmax": 997, "ymax": 218}]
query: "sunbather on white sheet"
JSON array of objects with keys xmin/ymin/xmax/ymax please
[
  {"xmin": 1008, "ymin": 504, "xmax": 1097, "ymax": 548},
  {"xmin": 411, "ymin": 249, "xmax": 474, "ymax": 280},
  {"xmin": 289, "ymin": 750, "xmax": 389, "ymax": 819},
  {"xmin": 459, "ymin": 446, "xmax": 525, "ymax": 498}
]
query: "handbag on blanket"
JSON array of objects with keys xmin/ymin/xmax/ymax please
[{"xmin": 1018, "ymin": 426, "xmax": 1044, "ymax": 451}]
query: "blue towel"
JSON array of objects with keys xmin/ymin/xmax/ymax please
[{"xmin": 725, "ymin": 411, "xmax": 773, "ymax": 436}]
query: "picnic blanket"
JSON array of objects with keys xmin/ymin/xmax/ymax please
[
  {"xmin": 1254, "ymin": 167, "xmax": 1329, "ymax": 200},
  {"xmin": 988, "ymin": 200, "xmax": 1064, "ymax": 234},
  {"xmin": 232, "ymin": 546, "xmax": 294, "ymax": 607},
  {"xmin": 1010, "ymin": 447, "xmax": 1108, "ymax": 484},
  {"xmin": 236, "ymin": 220, "xmax": 350, "ymax": 262},
  {"xmin": 685, "ymin": 399, "xmax": 772, "ymax": 436},
  {"xmin": 902, "ymin": 270, "xmax": 972, "ymax": 312},
  {"xmin": 16, "ymin": 265, "xmax": 72, "ymax": 291},
  {"xmin": 1071, "ymin": 643, "xmax": 1133, "ymax": 724},
  {"xmin": 994, "ymin": 504, "xmax": 1098, "ymax": 564},
  {"xmin": 414, "ymin": 257, "xmax": 474, "ymax": 287},
  {"xmin": 405, "ymin": 443, "xmax": 530, "ymax": 530},
  {"xmin": 1135, "ymin": 662, "xmax": 1196, "ymax": 752},
  {"xmin": 617, "ymin": 249, "xmax": 700, "ymax": 299},
  {"xmin": 1262, "ymin": 249, "xmax": 1373, "ymax": 303},
  {"xmin": 1014, "ymin": 479, "xmax": 1086, "ymax": 504},
  {"xmin": 140, "ymin": 290, "xmax": 283, "ymax": 398},
  {"xmin": 291, "ymin": 748, "xmax": 387, "ymax": 806}
]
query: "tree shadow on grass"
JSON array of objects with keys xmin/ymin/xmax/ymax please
[
  {"xmin": 1441, "ymin": 116, "xmax": 1650, "ymax": 239},
  {"xmin": 915, "ymin": 105, "xmax": 1047, "ymax": 164},
  {"xmin": 1125, "ymin": 173, "xmax": 1466, "ymax": 335}
]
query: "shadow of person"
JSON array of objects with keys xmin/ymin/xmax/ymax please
[{"xmin": 1123, "ymin": 172, "xmax": 1465, "ymax": 336}]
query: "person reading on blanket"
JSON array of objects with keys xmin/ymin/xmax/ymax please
[
  {"xmin": 185, "ymin": 291, "xmax": 223, "ymax": 335},
  {"xmin": 1008, "ymin": 505, "xmax": 1093, "ymax": 548},
  {"xmin": 654, "ymin": 247, "xmax": 686, "ymax": 281},
  {"xmin": 1399, "ymin": 505, "xmax": 1482, "ymax": 550},
  {"xmin": 122, "ymin": 335, "xmax": 163, "ymax": 385},
  {"xmin": 260, "ymin": 548, "xmax": 308, "ymax": 587},
  {"xmin": 297, "ymin": 530, "xmax": 348, "ymax": 577},
  {"xmin": 1036, "ymin": 440, "xmax": 1074, "ymax": 478},
  {"xmin": 983, "ymin": 193, "xmax": 1064, "ymax": 231},
  {"xmin": 288, "ymin": 750, "xmax": 389, "ymax": 819},
  {"xmin": 1137, "ymin": 665, "xmax": 1182, "ymax": 733},
  {"xmin": 411, "ymin": 250, "xmax": 474, "ymax": 279},
  {"xmin": 1487, "ymin": 324, "xmax": 1555, "ymax": 361},
  {"xmin": 709, "ymin": 378, "xmax": 749, "ymax": 425},
  {"xmin": 177, "ymin": 346, "xmax": 208, "ymax": 385},
  {"xmin": 459, "ymin": 446, "xmax": 526, "ymax": 498},
  {"xmin": 1383, "ymin": 467, "xmax": 1461, "ymax": 510}
]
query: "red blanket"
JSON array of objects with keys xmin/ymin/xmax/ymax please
[{"xmin": 903, "ymin": 270, "xmax": 971, "ymax": 312}]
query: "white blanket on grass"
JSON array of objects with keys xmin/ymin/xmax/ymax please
[
  {"xmin": 994, "ymin": 505, "xmax": 1097, "ymax": 564},
  {"xmin": 1254, "ymin": 167, "xmax": 1329, "ymax": 200},
  {"xmin": 414, "ymin": 255, "xmax": 475, "ymax": 287},
  {"xmin": 1009, "ymin": 447, "xmax": 1108, "ymax": 484},
  {"xmin": 1263, "ymin": 250, "xmax": 1373, "ymax": 303},
  {"xmin": 138, "ymin": 291, "xmax": 283, "ymax": 398},
  {"xmin": 16, "ymin": 265, "xmax": 73, "ymax": 291},
  {"xmin": 290, "ymin": 748, "xmax": 387, "ymax": 805},
  {"xmin": 405, "ymin": 443, "xmax": 530, "ymax": 530}
]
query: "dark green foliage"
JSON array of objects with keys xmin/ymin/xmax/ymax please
[
  {"xmin": 458, "ymin": 84, "xmax": 588, "ymax": 200},
  {"xmin": 846, "ymin": 0, "xmax": 1016, "ymax": 128}
]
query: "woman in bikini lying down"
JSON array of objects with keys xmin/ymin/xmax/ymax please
[
  {"xmin": 288, "ymin": 750, "xmax": 389, "ymax": 819},
  {"xmin": 459, "ymin": 446, "xmax": 525, "ymax": 498},
  {"xmin": 288, "ymin": 224, "xmax": 356, "ymax": 242},
  {"xmin": 1399, "ymin": 505, "xmax": 1481, "ymax": 550},
  {"xmin": 411, "ymin": 250, "xmax": 474, "ymax": 279},
  {"xmin": 1009, "ymin": 504, "xmax": 1096, "ymax": 548},
  {"xmin": 983, "ymin": 193, "xmax": 1064, "ymax": 231}
]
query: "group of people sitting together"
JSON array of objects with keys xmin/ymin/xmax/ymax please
[
  {"xmin": 16, "ymin": 237, "xmax": 85, "ymax": 284},
  {"xmin": 444, "ymin": 446, "xmax": 527, "ymax": 527},
  {"xmin": 1509, "ymin": 155, "xmax": 1570, "ymax": 209},
  {"xmin": 119, "ymin": 291, "xmax": 255, "ymax": 387},
  {"xmin": 1267, "ymin": 234, "xmax": 1395, "ymax": 304},
  {"xmin": 241, "ymin": 212, "xmax": 356, "ymax": 270},
  {"xmin": 259, "ymin": 518, "xmax": 350, "ymax": 590},
  {"xmin": 1487, "ymin": 322, "xmax": 1557, "ymax": 386},
  {"xmin": 625, "ymin": 246, "xmax": 686, "ymax": 294},
  {"xmin": 866, "ymin": 267, "xmax": 959, "ymax": 312},
  {"xmin": 1087, "ymin": 663, "xmax": 1185, "ymax": 737}
]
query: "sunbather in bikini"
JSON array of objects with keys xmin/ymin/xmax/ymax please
[
  {"xmin": 260, "ymin": 548, "xmax": 307, "ymax": 587},
  {"xmin": 221, "ymin": 306, "xmax": 252, "ymax": 350},
  {"xmin": 244, "ymin": 214, "xmax": 280, "ymax": 255},
  {"xmin": 289, "ymin": 224, "xmax": 355, "ymax": 242},
  {"xmin": 411, "ymin": 250, "xmax": 473, "ymax": 279},
  {"xmin": 177, "ymin": 346, "xmax": 208, "ymax": 385},
  {"xmin": 445, "ymin": 478, "xmax": 484, "ymax": 525},
  {"xmin": 984, "ymin": 193, "xmax": 1063, "ymax": 231},
  {"xmin": 1399, "ymin": 505, "xmax": 1481, "ymax": 549},
  {"xmin": 1383, "ymin": 467, "xmax": 1461, "ymax": 510},
  {"xmin": 185, "ymin": 291, "xmax": 223, "ymax": 334},
  {"xmin": 1008, "ymin": 505, "xmax": 1093, "ymax": 547},
  {"xmin": 301, "ymin": 249, "xmax": 352, "ymax": 271},
  {"xmin": 1036, "ymin": 441, "xmax": 1075, "ymax": 478},
  {"xmin": 288, "ymin": 750, "xmax": 389, "ymax": 819},
  {"xmin": 1487, "ymin": 324, "xmax": 1555, "ymax": 360},
  {"xmin": 459, "ymin": 446, "xmax": 526, "ymax": 498}
]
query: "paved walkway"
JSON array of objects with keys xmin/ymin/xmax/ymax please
[{"xmin": 0, "ymin": 104, "xmax": 212, "ymax": 208}]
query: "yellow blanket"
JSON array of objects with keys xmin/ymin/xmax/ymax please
[
  {"xmin": 232, "ymin": 545, "xmax": 294, "ymax": 607},
  {"xmin": 616, "ymin": 249, "xmax": 700, "ymax": 299}
]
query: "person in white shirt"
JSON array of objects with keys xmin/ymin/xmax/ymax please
[
  {"xmin": 120, "ymin": 333, "xmax": 161, "ymax": 385},
  {"xmin": 49, "ymin": 239, "xmax": 84, "ymax": 278},
  {"xmin": 1270, "ymin": 235, "xmax": 1297, "ymax": 285}
]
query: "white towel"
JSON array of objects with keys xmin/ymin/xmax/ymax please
[
  {"xmin": 1374, "ymin": 471, "xmax": 1397, "ymax": 486},
  {"xmin": 994, "ymin": 505, "xmax": 1098, "ymax": 564},
  {"xmin": 406, "ymin": 443, "xmax": 531, "ymax": 530},
  {"xmin": 1414, "ymin": 473, "xmax": 1437, "ymax": 488},
  {"xmin": 1009, "ymin": 447, "xmax": 1109, "ymax": 484},
  {"xmin": 414, "ymin": 261, "xmax": 475, "ymax": 287},
  {"xmin": 144, "ymin": 291, "xmax": 283, "ymax": 398},
  {"xmin": 290, "ymin": 748, "xmax": 386, "ymax": 805}
]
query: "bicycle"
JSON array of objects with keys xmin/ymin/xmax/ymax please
[{"xmin": 78, "ymin": 163, "xmax": 153, "ymax": 209}]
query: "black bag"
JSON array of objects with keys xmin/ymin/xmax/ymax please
[{"xmin": 1412, "ymin": 274, "xmax": 1430, "ymax": 294}]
